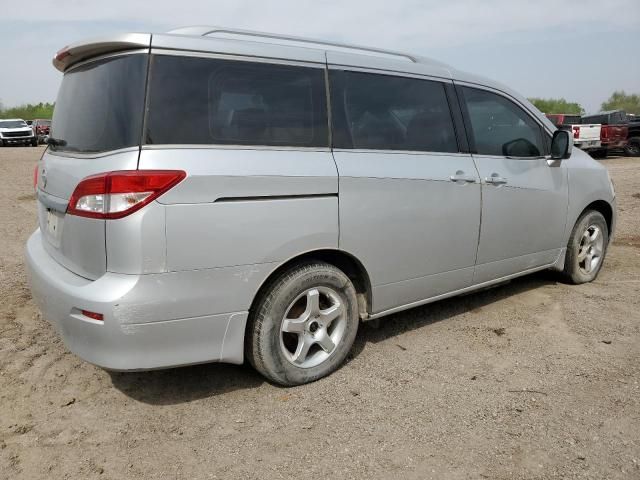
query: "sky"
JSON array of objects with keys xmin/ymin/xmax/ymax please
[{"xmin": 1, "ymin": 0, "xmax": 639, "ymax": 114}]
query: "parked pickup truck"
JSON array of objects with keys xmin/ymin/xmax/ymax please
[
  {"xmin": 31, "ymin": 119, "xmax": 51, "ymax": 144},
  {"xmin": 0, "ymin": 119, "xmax": 38, "ymax": 147},
  {"xmin": 545, "ymin": 114, "xmax": 601, "ymax": 152},
  {"xmin": 582, "ymin": 110, "xmax": 629, "ymax": 158}
]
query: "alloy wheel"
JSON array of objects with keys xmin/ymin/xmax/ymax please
[
  {"xmin": 577, "ymin": 224, "xmax": 604, "ymax": 275},
  {"xmin": 279, "ymin": 286, "xmax": 347, "ymax": 369}
]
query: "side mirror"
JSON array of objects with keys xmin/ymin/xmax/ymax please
[
  {"xmin": 502, "ymin": 138, "xmax": 541, "ymax": 157},
  {"xmin": 550, "ymin": 129, "xmax": 573, "ymax": 160}
]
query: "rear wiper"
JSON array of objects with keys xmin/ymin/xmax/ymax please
[{"xmin": 47, "ymin": 137, "xmax": 67, "ymax": 147}]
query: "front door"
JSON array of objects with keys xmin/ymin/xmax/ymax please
[{"xmin": 458, "ymin": 85, "xmax": 568, "ymax": 284}]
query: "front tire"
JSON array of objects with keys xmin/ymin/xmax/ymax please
[
  {"xmin": 246, "ymin": 262, "xmax": 359, "ymax": 386},
  {"xmin": 562, "ymin": 210, "xmax": 608, "ymax": 284}
]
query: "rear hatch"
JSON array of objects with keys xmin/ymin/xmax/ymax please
[
  {"xmin": 573, "ymin": 124, "xmax": 601, "ymax": 142},
  {"xmin": 37, "ymin": 52, "xmax": 148, "ymax": 279}
]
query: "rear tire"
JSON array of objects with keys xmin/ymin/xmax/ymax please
[
  {"xmin": 562, "ymin": 210, "xmax": 608, "ymax": 284},
  {"xmin": 590, "ymin": 149, "xmax": 607, "ymax": 159},
  {"xmin": 246, "ymin": 261, "xmax": 359, "ymax": 386},
  {"xmin": 625, "ymin": 137, "xmax": 640, "ymax": 157}
]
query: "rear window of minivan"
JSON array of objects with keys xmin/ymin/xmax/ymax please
[
  {"xmin": 145, "ymin": 55, "xmax": 328, "ymax": 148},
  {"xmin": 50, "ymin": 54, "xmax": 147, "ymax": 153}
]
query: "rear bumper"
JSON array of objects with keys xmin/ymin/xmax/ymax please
[
  {"xmin": 25, "ymin": 229, "xmax": 249, "ymax": 370},
  {"xmin": 574, "ymin": 139, "xmax": 601, "ymax": 151}
]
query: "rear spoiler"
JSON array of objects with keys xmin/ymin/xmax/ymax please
[{"xmin": 53, "ymin": 33, "xmax": 152, "ymax": 72}]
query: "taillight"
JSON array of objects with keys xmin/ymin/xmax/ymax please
[
  {"xmin": 572, "ymin": 126, "xmax": 580, "ymax": 139},
  {"xmin": 67, "ymin": 170, "xmax": 186, "ymax": 219},
  {"xmin": 601, "ymin": 126, "xmax": 609, "ymax": 140},
  {"xmin": 33, "ymin": 165, "xmax": 38, "ymax": 191}
]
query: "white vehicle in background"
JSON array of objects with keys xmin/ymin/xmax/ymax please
[
  {"xmin": 0, "ymin": 119, "xmax": 38, "ymax": 147},
  {"xmin": 546, "ymin": 114, "xmax": 601, "ymax": 152}
]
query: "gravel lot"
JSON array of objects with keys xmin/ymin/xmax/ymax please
[{"xmin": 1, "ymin": 146, "xmax": 639, "ymax": 480}]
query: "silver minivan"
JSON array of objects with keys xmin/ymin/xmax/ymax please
[{"xmin": 26, "ymin": 27, "xmax": 616, "ymax": 386}]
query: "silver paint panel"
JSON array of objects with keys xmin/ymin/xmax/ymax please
[
  {"xmin": 165, "ymin": 197, "xmax": 338, "ymax": 270},
  {"xmin": 106, "ymin": 202, "xmax": 167, "ymax": 274},
  {"xmin": 139, "ymin": 148, "xmax": 337, "ymax": 204},
  {"xmin": 37, "ymin": 201, "xmax": 106, "ymax": 280},
  {"xmin": 563, "ymin": 148, "xmax": 616, "ymax": 242},
  {"xmin": 373, "ymin": 267, "xmax": 475, "ymax": 313},
  {"xmin": 473, "ymin": 249, "xmax": 561, "ymax": 285},
  {"xmin": 333, "ymin": 150, "xmax": 481, "ymax": 313},
  {"xmin": 151, "ymin": 33, "xmax": 326, "ymax": 65},
  {"xmin": 473, "ymin": 155, "xmax": 568, "ymax": 276},
  {"xmin": 368, "ymin": 261, "xmax": 556, "ymax": 320},
  {"xmin": 139, "ymin": 147, "xmax": 339, "ymax": 271},
  {"xmin": 326, "ymin": 51, "xmax": 452, "ymax": 79}
]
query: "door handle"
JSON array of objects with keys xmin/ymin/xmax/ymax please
[
  {"xmin": 449, "ymin": 171, "xmax": 477, "ymax": 183},
  {"xmin": 485, "ymin": 174, "xmax": 508, "ymax": 185}
]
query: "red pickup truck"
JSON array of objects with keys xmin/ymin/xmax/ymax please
[
  {"xmin": 581, "ymin": 110, "xmax": 628, "ymax": 158},
  {"xmin": 31, "ymin": 119, "xmax": 51, "ymax": 144}
]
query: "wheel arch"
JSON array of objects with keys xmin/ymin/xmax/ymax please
[
  {"xmin": 248, "ymin": 249, "xmax": 373, "ymax": 321},
  {"xmin": 581, "ymin": 200, "xmax": 613, "ymax": 241}
]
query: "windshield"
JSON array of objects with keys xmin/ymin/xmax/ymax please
[
  {"xmin": 50, "ymin": 53, "xmax": 147, "ymax": 153},
  {"xmin": 0, "ymin": 120, "xmax": 28, "ymax": 128}
]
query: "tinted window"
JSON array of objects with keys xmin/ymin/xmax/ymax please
[
  {"xmin": 611, "ymin": 111, "xmax": 626, "ymax": 124},
  {"xmin": 145, "ymin": 55, "xmax": 328, "ymax": 147},
  {"xmin": 0, "ymin": 120, "xmax": 28, "ymax": 128},
  {"xmin": 50, "ymin": 54, "xmax": 147, "ymax": 153},
  {"xmin": 582, "ymin": 114, "xmax": 604, "ymax": 124},
  {"xmin": 462, "ymin": 87, "xmax": 543, "ymax": 157},
  {"xmin": 330, "ymin": 71, "xmax": 458, "ymax": 152},
  {"xmin": 563, "ymin": 115, "xmax": 581, "ymax": 125}
]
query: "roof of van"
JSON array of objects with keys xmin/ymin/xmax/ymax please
[
  {"xmin": 51, "ymin": 26, "xmax": 556, "ymax": 132},
  {"xmin": 53, "ymin": 26, "xmax": 455, "ymax": 74}
]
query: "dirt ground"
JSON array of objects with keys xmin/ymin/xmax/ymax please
[{"xmin": 1, "ymin": 146, "xmax": 639, "ymax": 480}]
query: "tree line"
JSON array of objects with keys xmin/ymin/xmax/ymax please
[
  {"xmin": 0, "ymin": 102, "xmax": 55, "ymax": 120},
  {"xmin": 529, "ymin": 91, "xmax": 639, "ymax": 116}
]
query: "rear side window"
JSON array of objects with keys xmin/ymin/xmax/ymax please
[
  {"xmin": 330, "ymin": 70, "xmax": 458, "ymax": 153},
  {"xmin": 145, "ymin": 55, "xmax": 328, "ymax": 147},
  {"xmin": 462, "ymin": 87, "xmax": 543, "ymax": 157},
  {"xmin": 50, "ymin": 54, "xmax": 147, "ymax": 153}
]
